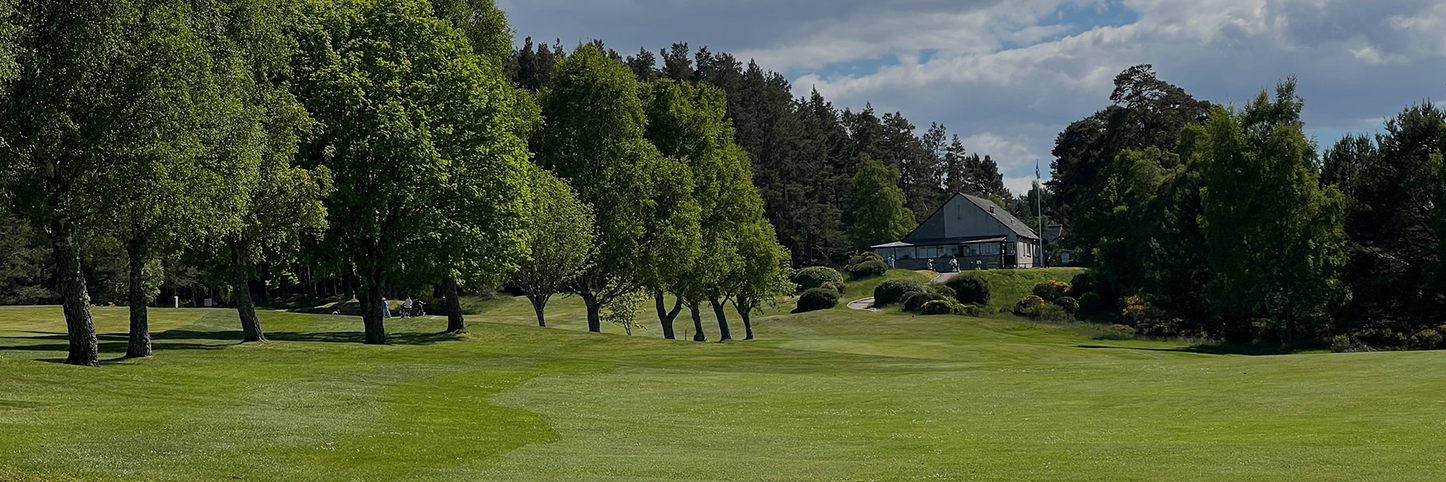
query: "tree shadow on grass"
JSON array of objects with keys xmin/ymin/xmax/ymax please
[
  {"xmin": 0, "ymin": 332, "xmax": 232, "ymax": 364},
  {"xmin": 1076, "ymin": 342, "xmax": 1314, "ymax": 356},
  {"xmin": 1, "ymin": 328, "xmax": 463, "ymax": 363},
  {"xmin": 150, "ymin": 329, "xmax": 464, "ymax": 346}
]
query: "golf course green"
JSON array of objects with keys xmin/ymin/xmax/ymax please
[{"xmin": 1, "ymin": 281, "xmax": 1442, "ymax": 481}]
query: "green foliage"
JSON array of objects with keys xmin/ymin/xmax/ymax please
[
  {"xmin": 1068, "ymin": 271, "xmax": 1096, "ymax": 297},
  {"xmin": 848, "ymin": 260, "xmax": 889, "ymax": 280},
  {"xmin": 1321, "ymin": 103, "xmax": 1445, "ymax": 336},
  {"xmin": 945, "ymin": 274, "xmax": 991, "ymax": 306},
  {"xmin": 431, "ymin": 0, "xmax": 514, "ymax": 69},
  {"xmin": 873, "ymin": 279, "xmax": 927, "ymax": 307},
  {"xmin": 0, "ymin": 215, "xmax": 54, "ymax": 305},
  {"xmin": 849, "ymin": 156, "xmax": 916, "ymax": 250},
  {"xmin": 1014, "ymin": 295, "xmax": 1046, "ymax": 315},
  {"xmin": 1014, "ymin": 298, "xmax": 1072, "ymax": 322},
  {"xmin": 795, "ymin": 288, "xmax": 839, "ymax": 312},
  {"xmin": 956, "ymin": 268, "xmax": 1084, "ymax": 314},
  {"xmin": 293, "ymin": 0, "xmax": 532, "ymax": 340},
  {"xmin": 1052, "ymin": 296, "xmax": 1078, "ymax": 314},
  {"xmin": 513, "ymin": 167, "xmax": 595, "ymax": 325},
  {"xmin": 847, "ymin": 252, "xmax": 884, "ymax": 268},
  {"xmin": 1121, "ymin": 294, "xmax": 1170, "ymax": 335},
  {"xmin": 1049, "ymin": 65, "xmax": 1211, "ymax": 266},
  {"xmin": 901, "ymin": 290, "xmax": 949, "ymax": 313},
  {"xmin": 1097, "ymin": 324, "xmax": 1138, "ymax": 340},
  {"xmin": 601, "ymin": 291, "xmax": 648, "ymax": 336},
  {"xmin": 920, "ymin": 300, "xmax": 954, "ymax": 315},
  {"xmin": 1076, "ymin": 292, "xmax": 1113, "ymax": 321},
  {"xmin": 536, "ymin": 44, "xmax": 697, "ymax": 329},
  {"xmin": 951, "ymin": 303, "xmax": 989, "ymax": 317},
  {"xmin": 929, "ymin": 284, "xmax": 956, "ymax": 300},
  {"xmin": 792, "ymin": 266, "xmax": 844, "ymax": 292},
  {"xmin": 1032, "ymin": 280, "xmax": 1071, "ymax": 302},
  {"xmin": 1195, "ymin": 79, "xmax": 1350, "ymax": 342}
]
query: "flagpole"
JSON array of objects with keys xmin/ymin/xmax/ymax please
[{"xmin": 1036, "ymin": 159, "xmax": 1044, "ymax": 268}]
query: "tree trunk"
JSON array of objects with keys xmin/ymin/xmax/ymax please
[
  {"xmin": 654, "ymin": 290, "xmax": 682, "ymax": 340},
  {"xmin": 360, "ymin": 278, "xmax": 387, "ymax": 344},
  {"xmin": 530, "ymin": 294, "xmax": 550, "ymax": 327},
  {"xmin": 576, "ymin": 285, "xmax": 602, "ymax": 333},
  {"xmin": 343, "ymin": 275, "xmax": 355, "ymax": 301},
  {"xmin": 306, "ymin": 265, "xmax": 317, "ymax": 299},
  {"xmin": 735, "ymin": 299, "xmax": 755, "ymax": 340},
  {"xmin": 125, "ymin": 230, "xmax": 152, "ymax": 358},
  {"xmin": 51, "ymin": 218, "xmax": 97, "ymax": 366},
  {"xmin": 231, "ymin": 243, "xmax": 266, "ymax": 342},
  {"xmin": 444, "ymin": 276, "xmax": 465, "ymax": 333},
  {"xmin": 711, "ymin": 296, "xmax": 732, "ymax": 341},
  {"xmin": 584, "ymin": 298, "xmax": 602, "ymax": 332},
  {"xmin": 689, "ymin": 302, "xmax": 706, "ymax": 342}
]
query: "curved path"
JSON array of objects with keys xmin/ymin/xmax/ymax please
[{"xmin": 846, "ymin": 297, "xmax": 878, "ymax": 311}]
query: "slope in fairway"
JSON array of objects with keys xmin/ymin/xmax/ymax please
[{"xmin": 1, "ymin": 300, "xmax": 1443, "ymax": 481}]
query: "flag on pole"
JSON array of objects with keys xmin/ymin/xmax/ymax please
[{"xmin": 1036, "ymin": 159, "xmax": 1041, "ymax": 179}]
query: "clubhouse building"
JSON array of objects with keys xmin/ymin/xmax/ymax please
[{"xmin": 871, "ymin": 193, "xmax": 1041, "ymax": 270}]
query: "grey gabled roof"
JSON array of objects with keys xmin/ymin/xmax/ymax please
[
  {"xmin": 957, "ymin": 193, "xmax": 1039, "ymax": 240},
  {"xmin": 899, "ymin": 193, "xmax": 1038, "ymax": 243}
]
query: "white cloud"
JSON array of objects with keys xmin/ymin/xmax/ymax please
[
  {"xmin": 1004, "ymin": 176, "xmax": 1041, "ymax": 198},
  {"xmin": 503, "ymin": 0, "xmax": 1446, "ymax": 184}
]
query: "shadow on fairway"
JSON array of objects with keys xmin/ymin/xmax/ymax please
[
  {"xmin": 0, "ymin": 332, "xmax": 231, "ymax": 362},
  {"xmin": 151, "ymin": 329, "xmax": 464, "ymax": 346},
  {"xmin": 1076, "ymin": 342, "xmax": 1309, "ymax": 356},
  {"xmin": 1, "ymin": 329, "xmax": 463, "ymax": 361}
]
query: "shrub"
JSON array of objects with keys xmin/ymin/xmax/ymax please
[
  {"xmin": 847, "ymin": 252, "xmax": 883, "ymax": 269},
  {"xmin": 1013, "ymin": 295, "xmax": 1046, "ymax": 315},
  {"xmin": 873, "ymin": 279, "xmax": 928, "ymax": 307},
  {"xmin": 792, "ymin": 266, "xmax": 844, "ymax": 292},
  {"xmin": 1410, "ymin": 329, "xmax": 1444, "ymax": 351},
  {"xmin": 920, "ymin": 300, "xmax": 954, "ymax": 315},
  {"xmin": 1032, "ymin": 279, "xmax": 1071, "ymax": 302},
  {"xmin": 795, "ymin": 288, "xmax": 839, "ymax": 312},
  {"xmin": 1076, "ymin": 292, "xmax": 1114, "ymax": 320},
  {"xmin": 1014, "ymin": 295, "xmax": 1072, "ymax": 322},
  {"xmin": 952, "ymin": 304, "xmax": 988, "ymax": 317},
  {"xmin": 1121, "ymin": 294, "xmax": 1180, "ymax": 336},
  {"xmin": 902, "ymin": 291, "xmax": 948, "ymax": 312},
  {"xmin": 930, "ymin": 285, "xmax": 956, "ymax": 300},
  {"xmin": 820, "ymin": 281, "xmax": 847, "ymax": 294},
  {"xmin": 1032, "ymin": 304, "xmax": 1073, "ymax": 322},
  {"xmin": 945, "ymin": 274, "xmax": 991, "ymax": 305},
  {"xmin": 1068, "ymin": 271, "xmax": 1097, "ymax": 297},
  {"xmin": 848, "ymin": 260, "xmax": 889, "ymax": 280},
  {"xmin": 1096, "ymin": 324, "xmax": 1137, "ymax": 340},
  {"xmin": 1352, "ymin": 328, "xmax": 1407, "ymax": 350},
  {"xmin": 1331, "ymin": 335, "xmax": 1354, "ymax": 353},
  {"xmin": 1052, "ymin": 296, "xmax": 1078, "ymax": 313}
]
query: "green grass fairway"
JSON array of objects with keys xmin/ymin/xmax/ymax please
[{"xmin": 2, "ymin": 293, "xmax": 1444, "ymax": 481}]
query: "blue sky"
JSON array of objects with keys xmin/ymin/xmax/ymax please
[{"xmin": 498, "ymin": 0, "xmax": 1446, "ymax": 195}]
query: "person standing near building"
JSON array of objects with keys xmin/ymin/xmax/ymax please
[
  {"xmin": 887, "ymin": 255, "xmax": 896, "ymax": 269},
  {"xmin": 950, "ymin": 256, "xmax": 960, "ymax": 272}
]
